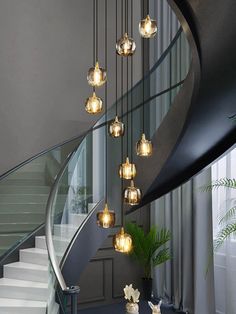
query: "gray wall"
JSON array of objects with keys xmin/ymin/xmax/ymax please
[{"xmin": 0, "ymin": 0, "xmax": 141, "ymax": 175}]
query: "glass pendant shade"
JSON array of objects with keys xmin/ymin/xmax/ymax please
[
  {"xmin": 139, "ymin": 15, "xmax": 157, "ymax": 38},
  {"xmin": 109, "ymin": 116, "xmax": 125, "ymax": 138},
  {"xmin": 113, "ymin": 227, "xmax": 133, "ymax": 253},
  {"xmin": 136, "ymin": 133, "xmax": 153, "ymax": 157},
  {"xmin": 85, "ymin": 92, "xmax": 103, "ymax": 114},
  {"xmin": 116, "ymin": 33, "xmax": 136, "ymax": 56},
  {"xmin": 123, "ymin": 180, "xmax": 142, "ymax": 206},
  {"xmin": 87, "ymin": 62, "xmax": 107, "ymax": 87},
  {"xmin": 119, "ymin": 157, "xmax": 136, "ymax": 180},
  {"xmin": 97, "ymin": 203, "xmax": 115, "ymax": 228}
]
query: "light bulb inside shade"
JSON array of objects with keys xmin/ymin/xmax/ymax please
[
  {"xmin": 109, "ymin": 116, "xmax": 125, "ymax": 138},
  {"xmin": 136, "ymin": 133, "xmax": 153, "ymax": 157},
  {"xmin": 123, "ymin": 180, "xmax": 142, "ymax": 206},
  {"xmin": 85, "ymin": 92, "xmax": 103, "ymax": 114},
  {"xmin": 97, "ymin": 203, "xmax": 115, "ymax": 228},
  {"xmin": 113, "ymin": 227, "xmax": 132, "ymax": 253},
  {"xmin": 119, "ymin": 157, "xmax": 136, "ymax": 180},
  {"xmin": 87, "ymin": 62, "xmax": 107, "ymax": 87},
  {"xmin": 139, "ymin": 15, "xmax": 157, "ymax": 38},
  {"xmin": 116, "ymin": 33, "xmax": 136, "ymax": 57}
]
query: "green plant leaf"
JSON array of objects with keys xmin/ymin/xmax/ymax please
[
  {"xmin": 219, "ymin": 205, "xmax": 236, "ymax": 225},
  {"xmin": 214, "ymin": 223, "xmax": 236, "ymax": 250},
  {"xmin": 153, "ymin": 248, "xmax": 171, "ymax": 267},
  {"xmin": 200, "ymin": 178, "xmax": 236, "ymax": 192}
]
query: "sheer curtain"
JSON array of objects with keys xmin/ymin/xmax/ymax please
[{"xmin": 212, "ymin": 147, "xmax": 236, "ymax": 314}]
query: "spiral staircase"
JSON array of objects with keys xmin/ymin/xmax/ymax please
[{"xmin": 0, "ymin": 0, "xmax": 235, "ymax": 313}]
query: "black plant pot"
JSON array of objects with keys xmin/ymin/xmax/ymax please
[{"xmin": 142, "ymin": 278, "xmax": 153, "ymax": 300}]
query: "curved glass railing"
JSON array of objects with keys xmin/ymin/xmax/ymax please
[
  {"xmin": 0, "ymin": 137, "xmax": 81, "ymax": 262},
  {"xmin": 45, "ymin": 28, "xmax": 191, "ymax": 312}
]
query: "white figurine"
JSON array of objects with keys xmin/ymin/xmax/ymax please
[{"xmin": 148, "ymin": 300, "xmax": 162, "ymax": 314}]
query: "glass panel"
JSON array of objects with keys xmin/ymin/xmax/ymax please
[{"xmin": 0, "ymin": 137, "xmax": 81, "ymax": 258}]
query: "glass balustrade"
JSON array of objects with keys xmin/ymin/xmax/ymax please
[{"xmin": 0, "ymin": 137, "xmax": 81, "ymax": 260}]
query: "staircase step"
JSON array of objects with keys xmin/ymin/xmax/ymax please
[
  {"xmin": 0, "ymin": 278, "xmax": 49, "ymax": 302},
  {"xmin": 4, "ymin": 262, "xmax": 49, "ymax": 283},
  {"xmin": 0, "ymin": 212, "xmax": 45, "ymax": 224},
  {"xmin": 6, "ymin": 172, "xmax": 45, "ymax": 181},
  {"xmin": 0, "ymin": 203, "xmax": 46, "ymax": 212},
  {"xmin": 0, "ymin": 178, "xmax": 47, "ymax": 186},
  {"xmin": 53, "ymin": 224, "xmax": 78, "ymax": 238},
  {"xmin": 36, "ymin": 236, "xmax": 70, "ymax": 253},
  {"xmin": 0, "ymin": 222, "xmax": 40, "ymax": 233},
  {"xmin": 0, "ymin": 194, "xmax": 49, "ymax": 203},
  {"xmin": 20, "ymin": 248, "xmax": 48, "ymax": 266},
  {"xmin": 0, "ymin": 297, "xmax": 47, "ymax": 314},
  {"xmin": 0, "ymin": 185, "xmax": 50, "ymax": 194},
  {"xmin": 0, "ymin": 234, "xmax": 26, "ymax": 246}
]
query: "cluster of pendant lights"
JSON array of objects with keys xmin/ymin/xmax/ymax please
[{"xmin": 85, "ymin": 0, "xmax": 157, "ymax": 254}]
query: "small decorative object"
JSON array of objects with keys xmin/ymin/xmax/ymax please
[
  {"xmin": 148, "ymin": 301, "xmax": 162, "ymax": 314},
  {"xmin": 119, "ymin": 157, "xmax": 136, "ymax": 180},
  {"xmin": 126, "ymin": 223, "xmax": 171, "ymax": 300},
  {"xmin": 116, "ymin": 33, "xmax": 136, "ymax": 56},
  {"xmin": 139, "ymin": 15, "xmax": 157, "ymax": 38},
  {"xmin": 123, "ymin": 180, "xmax": 142, "ymax": 206},
  {"xmin": 87, "ymin": 62, "xmax": 107, "ymax": 87},
  {"xmin": 85, "ymin": 92, "xmax": 103, "ymax": 114},
  {"xmin": 109, "ymin": 116, "xmax": 125, "ymax": 137},
  {"xmin": 113, "ymin": 227, "xmax": 132, "ymax": 253},
  {"xmin": 97, "ymin": 203, "xmax": 115, "ymax": 228},
  {"xmin": 124, "ymin": 284, "xmax": 140, "ymax": 314},
  {"xmin": 136, "ymin": 133, "xmax": 153, "ymax": 157}
]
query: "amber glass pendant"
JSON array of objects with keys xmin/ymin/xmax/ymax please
[
  {"xmin": 116, "ymin": 33, "xmax": 136, "ymax": 56},
  {"xmin": 87, "ymin": 62, "xmax": 107, "ymax": 87},
  {"xmin": 123, "ymin": 180, "xmax": 142, "ymax": 206},
  {"xmin": 136, "ymin": 133, "xmax": 153, "ymax": 157},
  {"xmin": 85, "ymin": 92, "xmax": 103, "ymax": 114},
  {"xmin": 119, "ymin": 157, "xmax": 136, "ymax": 180},
  {"xmin": 139, "ymin": 15, "xmax": 157, "ymax": 38},
  {"xmin": 109, "ymin": 116, "xmax": 125, "ymax": 138},
  {"xmin": 113, "ymin": 227, "xmax": 132, "ymax": 253},
  {"xmin": 97, "ymin": 203, "xmax": 115, "ymax": 229}
]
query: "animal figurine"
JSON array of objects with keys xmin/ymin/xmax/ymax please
[{"xmin": 148, "ymin": 300, "xmax": 162, "ymax": 314}]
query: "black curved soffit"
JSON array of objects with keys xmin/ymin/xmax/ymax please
[{"xmin": 127, "ymin": 0, "xmax": 236, "ymax": 212}]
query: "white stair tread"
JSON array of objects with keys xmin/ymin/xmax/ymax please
[
  {"xmin": 0, "ymin": 297, "xmax": 46, "ymax": 308},
  {"xmin": 5, "ymin": 262, "xmax": 48, "ymax": 271},
  {"xmin": 0, "ymin": 278, "xmax": 48, "ymax": 289},
  {"xmin": 20, "ymin": 248, "xmax": 48, "ymax": 255},
  {"xmin": 36, "ymin": 235, "xmax": 70, "ymax": 243}
]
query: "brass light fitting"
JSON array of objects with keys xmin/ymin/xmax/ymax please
[
  {"xmin": 109, "ymin": 116, "xmax": 125, "ymax": 138},
  {"xmin": 113, "ymin": 227, "xmax": 133, "ymax": 253},
  {"xmin": 85, "ymin": 92, "xmax": 103, "ymax": 114},
  {"xmin": 123, "ymin": 180, "xmax": 142, "ymax": 206},
  {"xmin": 139, "ymin": 15, "xmax": 157, "ymax": 38},
  {"xmin": 87, "ymin": 62, "xmax": 107, "ymax": 87},
  {"xmin": 136, "ymin": 133, "xmax": 153, "ymax": 157},
  {"xmin": 116, "ymin": 33, "xmax": 136, "ymax": 56},
  {"xmin": 119, "ymin": 157, "xmax": 136, "ymax": 180},
  {"xmin": 97, "ymin": 203, "xmax": 115, "ymax": 229}
]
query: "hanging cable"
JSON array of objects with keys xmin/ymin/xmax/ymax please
[
  {"xmin": 126, "ymin": 0, "xmax": 129, "ymax": 157},
  {"xmin": 96, "ymin": 0, "xmax": 98, "ymax": 62},
  {"xmin": 142, "ymin": 0, "xmax": 145, "ymax": 133},
  {"xmin": 131, "ymin": 0, "xmax": 133, "ymax": 162},
  {"xmin": 115, "ymin": 0, "xmax": 118, "ymax": 116},
  {"xmin": 105, "ymin": 0, "xmax": 108, "ymax": 203},
  {"xmin": 121, "ymin": 0, "xmax": 124, "ymax": 227}
]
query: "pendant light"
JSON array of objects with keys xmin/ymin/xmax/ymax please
[
  {"xmin": 97, "ymin": 0, "xmax": 115, "ymax": 229},
  {"xmin": 139, "ymin": 15, "xmax": 157, "ymax": 38},
  {"xmin": 113, "ymin": 227, "xmax": 132, "ymax": 253},
  {"xmin": 85, "ymin": 92, "xmax": 103, "ymax": 114},
  {"xmin": 123, "ymin": 179, "xmax": 142, "ymax": 206},
  {"xmin": 116, "ymin": 0, "xmax": 136, "ymax": 57},
  {"xmin": 109, "ymin": 0, "xmax": 125, "ymax": 138},
  {"xmin": 136, "ymin": 1, "xmax": 153, "ymax": 156},
  {"xmin": 87, "ymin": 0, "xmax": 106, "ymax": 87}
]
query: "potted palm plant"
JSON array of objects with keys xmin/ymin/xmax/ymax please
[{"xmin": 126, "ymin": 222, "xmax": 171, "ymax": 300}]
